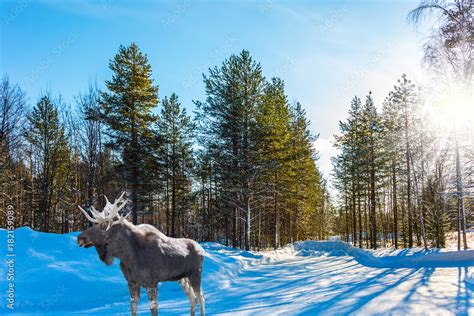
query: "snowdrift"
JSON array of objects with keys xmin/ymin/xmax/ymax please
[
  {"xmin": 294, "ymin": 240, "xmax": 474, "ymax": 268},
  {"xmin": 0, "ymin": 227, "xmax": 290, "ymax": 314}
]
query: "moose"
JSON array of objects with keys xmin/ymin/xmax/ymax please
[{"xmin": 77, "ymin": 192, "xmax": 206, "ymax": 316}]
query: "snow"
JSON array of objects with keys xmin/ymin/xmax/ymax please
[
  {"xmin": 445, "ymin": 231, "xmax": 474, "ymax": 250},
  {"xmin": 1, "ymin": 227, "xmax": 473, "ymax": 315},
  {"xmin": 295, "ymin": 240, "xmax": 474, "ymax": 268},
  {"xmin": 467, "ymin": 276, "xmax": 474, "ymax": 287}
]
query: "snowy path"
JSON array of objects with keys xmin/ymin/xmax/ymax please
[
  {"xmin": 198, "ymin": 254, "xmax": 472, "ymax": 315},
  {"xmin": 1, "ymin": 228, "xmax": 473, "ymax": 315}
]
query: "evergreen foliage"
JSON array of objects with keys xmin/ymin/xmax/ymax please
[{"xmin": 100, "ymin": 43, "xmax": 159, "ymax": 224}]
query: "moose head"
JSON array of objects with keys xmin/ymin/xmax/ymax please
[{"xmin": 77, "ymin": 192, "xmax": 130, "ymax": 265}]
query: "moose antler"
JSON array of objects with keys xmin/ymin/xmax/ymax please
[{"xmin": 78, "ymin": 192, "xmax": 130, "ymax": 229}]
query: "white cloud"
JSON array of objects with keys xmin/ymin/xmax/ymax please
[{"xmin": 314, "ymin": 137, "xmax": 339, "ymax": 180}]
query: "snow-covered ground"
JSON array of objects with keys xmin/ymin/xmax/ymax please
[
  {"xmin": 445, "ymin": 231, "xmax": 474, "ymax": 250},
  {"xmin": 0, "ymin": 228, "xmax": 473, "ymax": 315}
]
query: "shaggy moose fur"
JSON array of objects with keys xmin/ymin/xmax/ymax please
[{"xmin": 77, "ymin": 219, "xmax": 206, "ymax": 316}]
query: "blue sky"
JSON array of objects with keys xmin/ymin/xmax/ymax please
[{"xmin": 0, "ymin": 0, "xmax": 427, "ymax": 179}]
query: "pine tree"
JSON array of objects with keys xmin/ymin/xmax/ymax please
[
  {"xmin": 196, "ymin": 50, "xmax": 264, "ymax": 250},
  {"xmin": 381, "ymin": 93, "xmax": 403, "ymax": 248},
  {"xmin": 27, "ymin": 96, "xmax": 70, "ymax": 231},
  {"xmin": 100, "ymin": 43, "xmax": 159, "ymax": 224},
  {"xmin": 391, "ymin": 74, "xmax": 419, "ymax": 247},
  {"xmin": 334, "ymin": 96, "xmax": 365, "ymax": 247},
  {"xmin": 289, "ymin": 102, "xmax": 321, "ymax": 241},
  {"xmin": 424, "ymin": 152, "xmax": 449, "ymax": 248},
  {"xmin": 256, "ymin": 77, "xmax": 293, "ymax": 249},
  {"xmin": 335, "ymin": 93, "xmax": 392, "ymax": 249},
  {"xmin": 157, "ymin": 93, "xmax": 195, "ymax": 237},
  {"xmin": 360, "ymin": 92, "xmax": 382, "ymax": 249},
  {"xmin": 196, "ymin": 51, "xmax": 327, "ymax": 249}
]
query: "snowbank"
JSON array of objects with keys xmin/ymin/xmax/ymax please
[
  {"xmin": 294, "ymin": 240, "xmax": 474, "ymax": 268},
  {"xmin": 0, "ymin": 227, "xmax": 293, "ymax": 314}
]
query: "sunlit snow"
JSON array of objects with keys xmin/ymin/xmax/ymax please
[{"xmin": 0, "ymin": 228, "xmax": 473, "ymax": 315}]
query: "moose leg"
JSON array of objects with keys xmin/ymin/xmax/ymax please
[
  {"xmin": 189, "ymin": 272, "xmax": 205, "ymax": 316},
  {"xmin": 128, "ymin": 283, "xmax": 141, "ymax": 316},
  {"xmin": 179, "ymin": 277, "xmax": 197, "ymax": 316},
  {"xmin": 147, "ymin": 286, "xmax": 158, "ymax": 316}
]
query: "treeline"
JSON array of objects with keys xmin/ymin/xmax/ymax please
[
  {"xmin": 332, "ymin": 74, "xmax": 473, "ymax": 250},
  {"xmin": 0, "ymin": 45, "xmax": 332, "ymax": 250},
  {"xmin": 195, "ymin": 51, "xmax": 331, "ymax": 249}
]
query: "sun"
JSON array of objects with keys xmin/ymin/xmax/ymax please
[{"xmin": 427, "ymin": 84, "xmax": 474, "ymax": 132}]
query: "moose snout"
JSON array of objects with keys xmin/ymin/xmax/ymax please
[{"xmin": 77, "ymin": 236, "xmax": 93, "ymax": 248}]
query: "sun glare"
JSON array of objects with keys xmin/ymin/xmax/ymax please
[{"xmin": 428, "ymin": 85, "xmax": 474, "ymax": 131}]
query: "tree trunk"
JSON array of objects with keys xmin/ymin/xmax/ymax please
[
  {"xmin": 344, "ymin": 187, "xmax": 350, "ymax": 242},
  {"xmin": 392, "ymin": 162, "xmax": 398, "ymax": 248},
  {"xmin": 171, "ymin": 142, "xmax": 177, "ymax": 237},
  {"xmin": 245, "ymin": 196, "xmax": 251, "ymax": 251},
  {"xmin": 131, "ymin": 117, "xmax": 139, "ymax": 225},
  {"xmin": 404, "ymin": 103, "xmax": 413, "ymax": 247},
  {"xmin": 369, "ymin": 150, "xmax": 377, "ymax": 249},
  {"xmin": 358, "ymin": 193, "xmax": 363, "ymax": 248},
  {"xmin": 455, "ymin": 138, "xmax": 468, "ymax": 250},
  {"xmin": 351, "ymin": 175, "xmax": 357, "ymax": 246},
  {"xmin": 274, "ymin": 180, "xmax": 280, "ymax": 249}
]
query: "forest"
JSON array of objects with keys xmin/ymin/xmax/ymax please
[
  {"xmin": 1, "ymin": 1, "xmax": 474, "ymax": 315},
  {"xmin": 0, "ymin": 47, "xmax": 330, "ymax": 250},
  {"xmin": 0, "ymin": 0, "xmax": 472, "ymax": 253},
  {"xmin": 332, "ymin": 75, "xmax": 473, "ymax": 250},
  {"xmin": 332, "ymin": 0, "xmax": 473, "ymax": 250}
]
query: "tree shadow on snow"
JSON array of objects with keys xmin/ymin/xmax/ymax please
[{"xmin": 299, "ymin": 267, "xmax": 421, "ymax": 315}]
